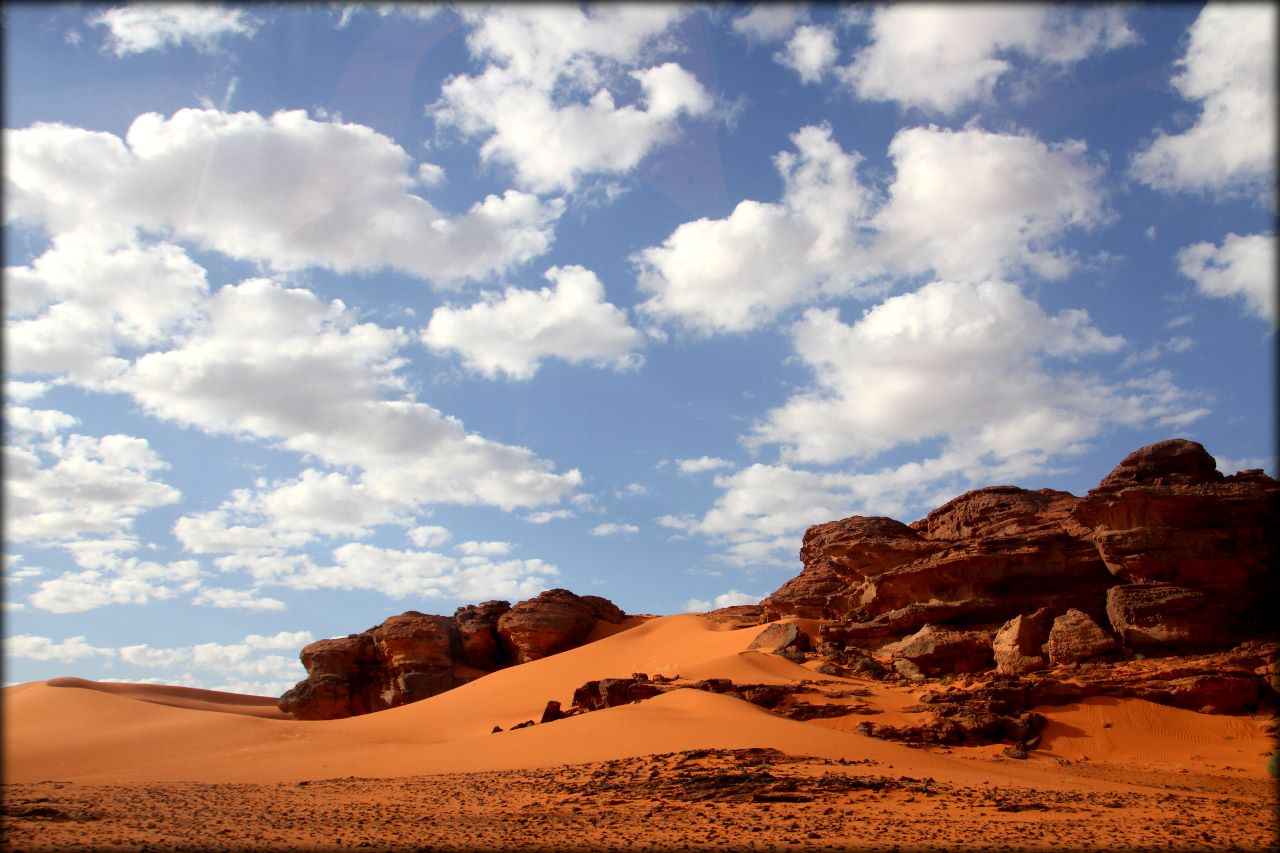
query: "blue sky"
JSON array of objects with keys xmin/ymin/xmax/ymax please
[{"xmin": 4, "ymin": 3, "xmax": 1275, "ymax": 694}]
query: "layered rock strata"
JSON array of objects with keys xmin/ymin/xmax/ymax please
[{"xmin": 763, "ymin": 440, "xmax": 1276, "ymax": 687}]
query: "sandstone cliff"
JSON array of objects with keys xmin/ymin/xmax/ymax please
[{"xmin": 762, "ymin": 439, "xmax": 1277, "ymax": 678}]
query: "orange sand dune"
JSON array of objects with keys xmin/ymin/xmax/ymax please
[{"xmin": 3, "ymin": 615, "xmax": 1272, "ymax": 791}]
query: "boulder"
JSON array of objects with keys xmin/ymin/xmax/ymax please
[
  {"xmin": 992, "ymin": 609, "xmax": 1054, "ymax": 675},
  {"xmin": 881, "ymin": 625, "xmax": 994, "ymax": 679},
  {"xmin": 1105, "ymin": 584, "xmax": 1244, "ymax": 650},
  {"xmin": 747, "ymin": 622, "xmax": 811, "ymax": 656},
  {"xmin": 1046, "ymin": 609, "xmax": 1118, "ymax": 666},
  {"xmin": 498, "ymin": 588, "xmax": 602, "ymax": 664}
]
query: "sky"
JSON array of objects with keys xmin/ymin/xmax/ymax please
[{"xmin": 3, "ymin": 2, "xmax": 1275, "ymax": 696}]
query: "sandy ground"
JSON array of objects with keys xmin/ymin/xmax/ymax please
[{"xmin": 4, "ymin": 614, "xmax": 1276, "ymax": 851}]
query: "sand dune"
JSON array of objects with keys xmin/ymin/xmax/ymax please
[{"xmin": 4, "ymin": 614, "xmax": 1275, "ymax": 850}]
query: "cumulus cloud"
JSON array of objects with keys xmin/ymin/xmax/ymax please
[
  {"xmin": 731, "ymin": 5, "xmax": 808, "ymax": 43},
  {"xmin": 5, "ymin": 635, "xmax": 115, "ymax": 663},
  {"xmin": 636, "ymin": 123, "xmax": 1107, "ymax": 334},
  {"xmin": 662, "ymin": 280, "xmax": 1208, "ymax": 566},
  {"xmin": 4, "ymin": 235, "xmax": 209, "ymax": 385},
  {"xmin": 423, "ymin": 265, "xmax": 644, "ymax": 379},
  {"xmin": 776, "ymin": 25, "xmax": 839, "ymax": 83},
  {"xmin": 1177, "ymin": 233, "xmax": 1276, "ymax": 325},
  {"xmin": 28, "ymin": 558, "xmax": 201, "ymax": 613},
  {"xmin": 122, "ymin": 278, "xmax": 580, "ymax": 512},
  {"xmin": 218, "ymin": 542, "xmax": 559, "ymax": 602},
  {"xmin": 191, "ymin": 586, "xmax": 287, "ymax": 612},
  {"xmin": 676, "ymin": 456, "xmax": 733, "ymax": 474},
  {"xmin": 4, "ymin": 108, "xmax": 562, "ymax": 285},
  {"xmin": 841, "ymin": 5, "xmax": 1136, "ymax": 113},
  {"xmin": 90, "ymin": 5, "xmax": 259, "ymax": 56},
  {"xmin": 1131, "ymin": 4, "xmax": 1277, "ymax": 198},
  {"xmin": 636, "ymin": 123, "xmax": 877, "ymax": 334},
  {"xmin": 4, "ymin": 410, "xmax": 180, "ymax": 548},
  {"xmin": 116, "ymin": 632, "xmax": 310, "ymax": 695},
  {"xmin": 683, "ymin": 589, "xmax": 763, "ymax": 612},
  {"xmin": 433, "ymin": 6, "xmax": 711, "ymax": 194},
  {"xmin": 871, "ymin": 126, "xmax": 1109, "ymax": 282},
  {"xmin": 523, "ymin": 509, "xmax": 576, "ymax": 524},
  {"xmin": 754, "ymin": 280, "xmax": 1132, "ymax": 464},
  {"xmin": 590, "ymin": 522, "xmax": 640, "ymax": 537}
]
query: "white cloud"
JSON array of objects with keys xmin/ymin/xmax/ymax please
[
  {"xmin": 4, "ymin": 418, "xmax": 180, "ymax": 548},
  {"xmin": 590, "ymin": 522, "xmax": 640, "ymax": 537},
  {"xmin": 683, "ymin": 589, "xmax": 763, "ymax": 612},
  {"xmin": 523, "ymin": 509, "xmax": 576, "ymax": 524},
  {"xmin": 841, "ymin": 5, "xmax": 1136, "ymax": 113},
  {"xmin": 1177, "ymin": 233, "xmax": 1276, "ymax": 325},
  {"xmin": 191, "ymin": 586, "xmax": 287, "ymax": 612},
  {"xmin": 28, "ymin": 559, "xmax": 200, "ymax": 613},
  {"xmin": 615, "ymin": 483, "xmax": 649, "ymax": 498},
  {"xmin": 5, "ymin": 235, "xmax": 209, "ymax": 385},
  {"xmin": 243, "ymin": 630, "xmax": 314, "ymax": 650},
  {"xmin": 752, "ymin": 281, "xmax": 1129, "ymax": 464},
  {"xmin": 4, "ymin": 380, "xmax": 51, "ymax": 403},
  {"xmin": 90, "ymin": 5, "xmax": 259, "ymax": 56},
  {"xmin": 662, "ymin": 280, "xmax": 1208, "ymax": 566},
  {"xmin": 407, "ymin": 525, "xmax": 452, "ymax": 548},
  {"xmin": 234, "ymin": 542, "xmax": 559, "ymax": 602},
  {"xmin": 455, "ymin": 540, "xmax": 513, "ymax": 557},
  {"xmin": 1131, "ymin": 4, "xmax": 1277, "ymax": 197},
  {"xmin": 122, "ymin": 278, "xmax": 581, "ymax": 512},
  {"xmin": 731, "ymin": 5, "xmax": 808, "ymax": 43},
  {"xmin": 5, "ymin": 635, "xmax": 115, "ymax": 663},
  {"xmin": 676, "ymin": 456, "xmax": 733, "ymax": 474},
  {"xmin": 4, "ymin": 109, "xmax": 562, "ymax": 285},
  {"xmin": 636, "ymin": 124, "xmax": 877, "ymax": 333},
  {"xmin": 423, "ymin": 265, "xmax": 644, "ymax": 379},
  {"xmin": 433, "ymin": 6, "xmax": 710, "ymax": 194},
  {"xmin": 871, "ymin": 126, "xmax": 1109, "ymax": 282},
  {"xmin": 776, "ymin": 25, "xmax": 838, "ymax": 83},
  {"xmin": 636, "ymin": 123, "xmax": 1107, "ymax": 334}
]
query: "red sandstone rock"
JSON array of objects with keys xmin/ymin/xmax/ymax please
[
  {"xmin": 1046, "ymin": 609, "xmax": 1118, "ymax": 666},
  {"xmin": 498, "ymin": 588, "xmax": 602, "ymax": 665},
  {"xmin": 1105, "ymin": 583, "xmax": 1243, "ymax": 649},
  {"xmin": 280, "ymin": 590, "xmax": 625, "ymax": 719},
  {"xmin": 1073, "ymin": 440, "xmax": 1277, "ymax": 619},
  {"xmin": 992, "ymin": 608, "xmax": 1053, "ymax": 675},
  {"xmin": 747, "ymin": 622, "xmax": 810, "ymax": 655},
  {"xmin": 881, "ymin": 625, "xmax": 994, "ymax": 679}
]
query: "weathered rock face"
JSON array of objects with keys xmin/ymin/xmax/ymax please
[
  {"xmin": 1046, "ymin": 609, "xmax": 1119, "ymax": 666},
  {"xmin": 992, "ymin": 608, "xmax": 1053, "ymax": 675},
  {"xmin": 881, "ymin": 626, "xmax": 994, "ymax": 679},
  {"xmin": 766, "ymin": 439, "xmax": 1277, "ymax": 664},
  {"xmin": 1073, "ymin": 439, "xmax": 1276, "ymax": 644},
  {"xmin": 498, "ymin": 588, "xmax": 622, "ymax": 665},
  {"xmin": 279, "ymin": 590, "xmax": 625, "ymax": 719}
]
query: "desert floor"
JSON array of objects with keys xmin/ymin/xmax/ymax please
[{"xmin": 4, "ymin": 615, "xmax": 1276, "ymax": 852}]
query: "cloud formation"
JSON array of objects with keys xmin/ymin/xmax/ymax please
[
  {"xmin": 424, "ymin": 266, "xmax": 644, "ymax": 379},
  {"xmin": 1131, "ymin": 3, "xmax": 1277, "ymax": 198},
  {"xmin": 434, "ymin": 6, "xmax": 710, "ymax": 194},
  {"xmin": 90, "ymin": 5, "xmax": 259, "ymax": 56},
  {"xmin": 1177, "ymin": 233, "xmax": 1277, "ymax": 325},
  {"xmin": 4, "ymin": 109, "xmax": 562, "ymax": 285}
]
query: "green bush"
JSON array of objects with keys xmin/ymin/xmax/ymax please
[{"xmin": 1267, "ymin": 752, "xmax": 1280, "ymax": 778}]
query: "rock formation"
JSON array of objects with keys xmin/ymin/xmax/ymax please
[
  {"xmin": 279, "ymin": 589, "xmax": 626, "ymax": 720},
  {"xmin": 763, "ymin": 438, "xmax": 1277, "ymax": 691}
]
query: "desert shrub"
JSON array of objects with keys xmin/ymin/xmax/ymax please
[{"xmin": 1267, "ymin": 752, "xmax": 1280, "ymax": 778}]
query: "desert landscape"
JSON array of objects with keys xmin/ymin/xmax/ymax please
[{"xmin": 5, "ymin": 439, "xmax": 1278, "ymax": 851}]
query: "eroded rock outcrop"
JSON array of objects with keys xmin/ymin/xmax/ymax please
[
  {"xmin": 762, "ymin": 439, "xmax": 1277, "ymax": 714},
  {"xmin": 279, "ymin": 589, "xmax": 625, "ymax": 719}
]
